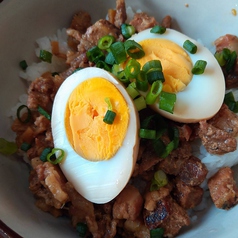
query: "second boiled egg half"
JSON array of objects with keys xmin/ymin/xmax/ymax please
[
  {"xmin": 51, "ymin": 67, "xmax": 139, "ymax": 204},
  {"xmin": 128, "ymin": 28, "xmax": 225, "ymax": 123}
]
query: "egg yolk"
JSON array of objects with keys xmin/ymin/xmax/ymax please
[
  {"xmin": 137, "ymin": 38, "xmax": 193, "ymax": 93},
  {"xmin": 64, "ymin": 77, "xmax": 129, "ymax": 161}
]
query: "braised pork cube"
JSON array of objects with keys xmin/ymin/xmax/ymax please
[
  {"xmin": 198, "ymin": 120, "xmax": 237, "ymax": 155},
  {"xmin": 208, "ymin": 167, "xmax": 238, "ymax": 210},
  {"xmin": 113, "ymin": 184, "xmax": 143, "ymax": 221},
  {"xmin": 173, "ymin": 179, "xmax": 204, "ymax": 209},
  {"xmin": 144, "ymin": 195, "xmax": 190, "ymax": 237},
  {"xmin": 178, "ymin": 156, "xmax": 208, "ymax": 186},
  {"xmin": 158, "ymin": 141, "xmax": 192, "ymax": 176}
]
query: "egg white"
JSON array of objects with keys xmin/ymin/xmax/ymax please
[
  {"xmin": 51, "ymin": 67, "xmax": 140, "ymax": 204},
  {"xmin": 129, "ymin": 28, "xmax": 226, "ymax": 123}
]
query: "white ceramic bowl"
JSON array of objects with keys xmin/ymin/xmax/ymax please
[{"xmin": 1, "ymin": 0, "xmax": 238, "ymax": 237}]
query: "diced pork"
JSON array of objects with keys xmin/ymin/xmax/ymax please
[{"xmin": 208, "ymin": 167, "xmax": 238, "ymax": 209}]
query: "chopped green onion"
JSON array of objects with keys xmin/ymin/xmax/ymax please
[
  {"xmin": 142, "ymin": 60, "xmax": 162, "ymax": 73},
  {"xmin": 226, "ymin": 50, "xmax": 237, "ymax": 73},
  {"xmin": 110, "ymin": 42, "xmax": 127, "ymax": 64},
  {"xmin": 0, "ymin": 138, "xmax": 18, "ymax": 155},
  {"xmin": 169, "ymin": 126, "xmax": 180, "ymax": 149},
  {"xmin": 40, "ymin": 147, "xmax": 52, "ymax": 162},
  {"xmin": 17, "ymin": 105, "xmax": 32, "ymax": 123},
  {"xmin": 214, "ymin": 51, "xmax": 226, "ymax": 67},
  {"xmin": 105, "ymin": 51, "xmax": 115, "ymax": 65},
  {"xmin": 86, "ymin": 46, "xmax": 105, "ymax": 63},
  {"xmin": 224, "ymin": 91, "xmax": 238, "ymax": 113},
  {"xmin": 121, "ymin": 23, "xmax": 136, "ymax": 39},
  {"xmin": 136, "ymin": 71, "xmax": 148, "ymax": 92},
  {"xmin": 124, "ymin": 40, "xmax": 145, "ymax": 59},
  {"xmin": 98, "ymin": 35, "xmax": 115, "ymax": 50},
  {"xmin": 159, "ymin": 91, "xmax": 176, "ymax": 114},
  {"xmin": 103, "ymin": 98, "xmax": 116, "ymax": 124},
  {"xmin": 20, "ymin": 142, "xmax": 31, "ymax": 152},
  {"xmin": 124, "ymin": 58, "xmax": 141, "ymax": 79},
  {"xmin": 96, "ymin": 61, "xmax": 111, "ymax": 72},
  {"xmin": 76, "ymin": 222, "xmax": 88, "ymax": 238},
  {"xmin": 103, "ymin": 110, "xmax": 116, "ymax": 124},
  {"xmin": 183, "ymin": 39, "xmax": 197, "ymax": 54},
  {"xmin": 133, "ymin": 96, "xmax": 147, "ymax": 111},
  {"xmin": 146, "ymin": 69, "xmax": 165, "ymax": 84},
  {"xmin": 150, "ymin": 228, "xmax": 164, "ymax": 238},
  {"xmin": 145, "ymin": 80, "xmax": 163, "ymax": 105},
  {"xmin": 222, "ymin": 48, "xmax": 232, "ymax": 61},
  {"xmin": 191, "ymin": 60, "xmax": 207, "ymax": 75},
  {"xmin": 139, "ymin": 128, "xmax": 156, "ymax": 139},
  {"xmin": 39, "ymin": 50, "xmax": 53, "ymax": 63},
  {"xmin": 38, "ymin": 106, "xmax": 51, "ymax": 120},
  {"xmin": 19, "ymin": 60, "xmax": 28, "ymax": 70},
  {"xmin": 126, "ymin": 82, "xmax": 139, "ymax": 99},
  {"xmin": 47, "ymin": 148, "xmax": 64, "ymax": 164},
  {"xmin": 150, "ymin": 169, "xmax": 168, "ymax": 191},
  {"xmin": 150, "ymin": 25, "xmax": 166, "ymax": 34}
]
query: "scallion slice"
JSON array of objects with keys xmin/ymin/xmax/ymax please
[
  {"xmin": 0, "ymin": 138, "xmax": 18, "ymax": 155},
  {"xmin": 183, "ymin": 39, "xmax": 197, "ymax": 54},
  {"xmin": 40, "ymin": 147, "xmax": 52, "ymax": 162},
  {"xmin": 145, "ymin": 80, "xmax": 163, "ymax": 105},
  {"xmin": 146, "ymin": 69, "xmax": 165, "ymax": 84},
  {"xmin": 105, "ymin": 51, "xmax": 115, "ymax": 65},
  {"xmin": 124, "ymin": 58, "xmax": 141, "ymax": 79},
  {"xmin": 110, "ymin": 41, "xmax": 127, "ymax": 64},
  {"xmin": 98, "ymin": 35, "xmax": 115, "ymax": 50},
  {"xmin": 76, "ymin": 222, "xmax": 88, "ymax": 238},
  {"xmin": 121, "ymin": 23, "xmax": 136, "ymax": 39},
  {"xmin": 136, "ymin": 71, "xmax": 148, "ymax": 92},
  {"xmin": 20, "ymin": 142, "xmax": 31, "ymax": 152},
  {"xmin": 142, "ymin": 60, "xmax": 162, "ymax": 73},
  {"xmin": 103, "ymin": 110, "xmax": 116, "ymax": 124},
  {"xmin": 17, "ymin": 105, "xmax": 32, "ymax": 123},
  {"xmin": 124, "ymin": 40, "xmax": 145, "ymax": 59},
  {"xmin": 47, "ymin": 148, "xmax": 64, "ymax": 164},
  {"xmin": 224, "ymin": 91, "xmax": 238, "ymax": 113},
  {"xmin": 133, "ymin": 96, "xmax": 147, "ymax": 111},
  {"xmin": 150, "ymin": 25, "xmax": 166, "ymax": 34},
  {"xmin": 226, "ymin": 50, "xmax": 237, "ymax": 73},
  {"xmin": 126, "ymin": 82, "xmax": 139, "ymax": 99},
  {"xmin": 150, "ymin": 228, "xmax": 164, "ymax": 238},
  {"xmin": 159, "ymin": 91, "xmax": 176, "ymax": 114},
  {"xmin": 38, "ymin": 106, "xmax": 51, "ymax": 120},
  {"xmin": 103, "ymin": 97, "xmax": 116, "ymax": 124},
  {"xmin": 86, "ymin": 46, "xmax": 105, "ymax": 63},
  {"xmin": 191, "ymin": 60, "xmax": 207, "ymax": 74},
  {"xmin": 19, "ymin": 60, "xmax": 28, "ymax": 70},
  {"xmin": 96, "ymin": 61, "xmax": 111, "ymax": 72},
  {"xmin": 139, "ymin": 128, "xmax": 156, "ymax": 139},
  {"xmin": 39, "ymin": 50, "xmax": 53, "ymax": 63}
]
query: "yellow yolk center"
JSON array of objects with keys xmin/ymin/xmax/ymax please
[
  {"xmin": 65, "ymin": 77, "xmax": 129, "ymax": 161},
  {"xmin": 137, "ymin": 38, "xmax": 193, "ymax": 93}
]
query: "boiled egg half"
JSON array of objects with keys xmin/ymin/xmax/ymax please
[
  {"xmin": 51, "ymin": 67, "xmax": 139, "ymax": 204},
  {"xmin": 129, "ymin": 28, "xmax": 225, "ymax": 123}
]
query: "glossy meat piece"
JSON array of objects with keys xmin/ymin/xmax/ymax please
[
  {"xmin": 70, "ymin": 11, "xmax": 92, "ymax": 33},
  {"xmin": 178, "ymin": 156, "xmax": 208, "ymax": 186},
  {"xmin": 158, "ymin": 141, "xmax": 192, "ymax": 175},
  {"xmin": 173, "ymin": 179, "xmax": 204, "ymax": 209},
  {"xmin": 208, "ymin": 104, "xmax": 238, "ymax": 137},
  {"xmin": 198, "ymin": 120, "xmax": 237, "ymax": 154},
  {"xmin": 114, "ymin": 0, "xmax": 127, "ymax": 28},
  {"xmin": 113, "ymin": 184, "xmax": 143, "ymax": 221},
  {"xmin": 129, "ymin": 12, "xmax": 158, "ymax": 32},
  {"xmin": 208, "ymin": 167, "xmax": 238, "ymax": 210}
]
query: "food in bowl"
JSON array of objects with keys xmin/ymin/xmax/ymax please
[{"xmin": 2, "ymin": 0, "xmax": 238, "ymax": 237}]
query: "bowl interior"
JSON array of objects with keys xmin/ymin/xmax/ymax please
[{"xmin": 1, "ymin": 0, "xmax": 238, "ymax": 237}]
